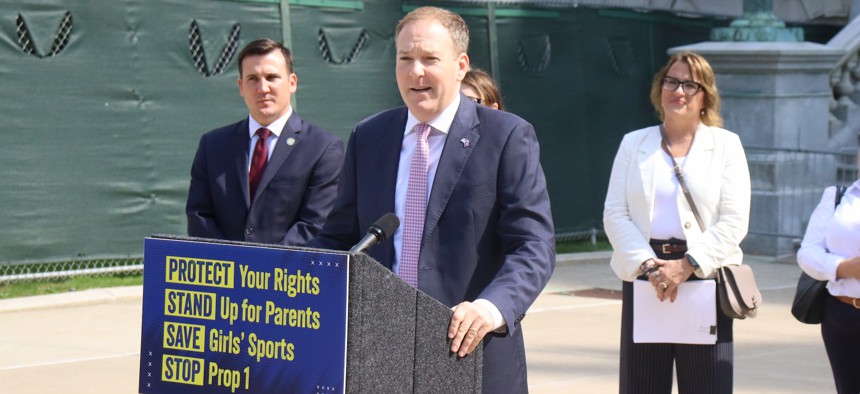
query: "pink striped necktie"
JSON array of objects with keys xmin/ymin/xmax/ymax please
[
  {"xmin": 400, "ymin": 123, "xmax": 431, "ymax": 287},
  {"xmin": 249, "ymin": 127, "xmax": 271, "ymax": 198}
]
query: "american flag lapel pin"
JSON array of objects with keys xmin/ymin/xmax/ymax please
[{"xmin": 460, "ymin": 138, "xmax": 470, "ymax": 148}]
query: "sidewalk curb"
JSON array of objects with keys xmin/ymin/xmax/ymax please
[
  {"xmin": 556, "ymin": 251, "xmax": 612, "ymax": 267},
  {"xmin": 0, "ymin": 285, "xmax": 143, "ymax": 314},
  {"xmin": 0, "ymin": 253, "xmax": 611, "ymax": 313},
  {"xmin": 5, "ymin": 250, "xmax": 771, "ymax": 313},
  {"xmin": 554, "ymin": 252, "xmax": 781, "ymax": 267}
]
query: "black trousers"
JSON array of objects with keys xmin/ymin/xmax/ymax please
[
  {"xmin": 822, "ymin": 294, "xmax": 860, "ymax": 394},
  {"xmin": 618, "ymin": 246, "xmax": 733, "ymax": 394}
]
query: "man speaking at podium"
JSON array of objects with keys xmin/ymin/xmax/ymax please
[{"xmin": 310, "ymin": 7, "xmax": 555, "ymax": 393}]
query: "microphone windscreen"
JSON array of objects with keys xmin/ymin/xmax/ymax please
[{"xmin": 372, "ymin": 213, "xmax": 400, "ymax": 241}]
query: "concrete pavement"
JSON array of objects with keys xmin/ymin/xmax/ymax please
[
  {"xmin": 0, "ymin": 253, "xmax": 836, "ymax": 393},
  {"xmin": 526, "ymin": 253, "xmax": 834, "ymax": 393}
]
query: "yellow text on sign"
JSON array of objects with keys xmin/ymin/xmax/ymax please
[
  {"xmin": 161, "ymin": 354, "xmax": 204, "ymax": 386},
  {"xmin": 163, "ymin": 321, "xmax": 206, "ymax": 352},
  {"xmin": 165, "ymin": 256, "xmax": 235, "ymax": 288},
  {"xmin": 164, "ymin": 289, "xmax": 216, "ymax": 320}
]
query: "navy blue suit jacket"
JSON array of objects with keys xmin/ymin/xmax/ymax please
[
  {"xmin": 311, "ymin": 96, "xmax": 555, "ymax": 393},
  {"xmin": 186, "ymin": 113, "xmax": 344, "ymax": 246}
]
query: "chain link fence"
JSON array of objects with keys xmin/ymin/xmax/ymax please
[
  {"xmin": 0, "ymin": 258, "xmax": 142, "ymax": 285},
  {"xmin": 556, "ymin": 228, "xmax": 604, "ymax": 244},
  {"xmin": 1, "ymin": 147, "xmax": 853, "ymax": 284}
]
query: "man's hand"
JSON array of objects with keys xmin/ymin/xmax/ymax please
[{"xmin": 448, "ymin": 301, "xmax": 494, "ymax": 357}]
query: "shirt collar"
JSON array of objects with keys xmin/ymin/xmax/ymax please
[
  {"xmin": 404, "ymin": 94, "xmax": 461, "ymax": 136},
  {"xmin": 248, "ymin": 106, "xmax": 293, "ymax": 139}
]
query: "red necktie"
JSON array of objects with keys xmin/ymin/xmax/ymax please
[
  {"xmin": 400, "ymin": 123, "xmax": 431, "ymax": 287},
  {"xmin": 249, "ymin": 127, "xmax": 271, "ymax": 198}
]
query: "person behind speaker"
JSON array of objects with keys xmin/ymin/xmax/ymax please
[
  {"xmin": 460, "ymin": 67, "xmax": 504, "ymax": 110},
  {"xmin": 186, "ymin": 38, "xmax": 344, "ymax": 246},
  {"xmin": 309, "ymin": 6, "xmax": 555, "ymax": 393},
  {"xmin": 797, "ymin": 160, "xmax": 860, "ymax": 394},
  {"xmin": 603, "ymin": 51, "xmax": 751, "ymax": 394}
]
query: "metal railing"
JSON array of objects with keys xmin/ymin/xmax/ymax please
[
  {"xmin": 746, "ymin": 146, "xmax": 856, "ymax": 242},
  {"xmin": 0, "ymin": 258, "xmax": 142, "ymax": 285}
]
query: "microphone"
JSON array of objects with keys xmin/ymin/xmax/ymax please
[{"xmin": 349, "ymin": 213, "xmax": 400, "ymax": 254}]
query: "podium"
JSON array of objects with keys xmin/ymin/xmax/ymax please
[{"xmin": 138, "ymin": 235, "xmax": 481, "ymax": 394}]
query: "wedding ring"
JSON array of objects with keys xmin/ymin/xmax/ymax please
[
  {"xmin": 651, "ymin": 271, "xmax": 661, "ymax": 278},
  {"xmin": 660, "ymin": 282, "xmax": 668, "ymax": 290}
]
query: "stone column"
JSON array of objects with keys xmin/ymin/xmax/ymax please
[{"xmin": 668, "ymin": 0, "xmax": 844, "ymax": 256}]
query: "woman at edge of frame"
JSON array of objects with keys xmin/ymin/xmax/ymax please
[{"xmin": 797, "ymin": 147, "xmax": 860, "ymax": 394}]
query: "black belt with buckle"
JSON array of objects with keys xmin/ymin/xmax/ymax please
[{"xmin": 649, "ymin": 240, "xmax": 687, "ymax": 255}]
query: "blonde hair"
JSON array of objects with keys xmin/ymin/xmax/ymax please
[
  {"xmin": 650, "ymin": 51, "xmax": 723, "ymax": 127},
  {"xmin": 395, "ymin": 6, "xmax": 469, "ymax": 55}
]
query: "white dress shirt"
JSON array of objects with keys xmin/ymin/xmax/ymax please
[
  {"xmin": 245, "ymin": 107, "xmax": 293, "ymax": 171},
  {"xmin": 650, "ymin": 151, "xmax": 687, "ymax": 240},
  {"xmin": 391, "ymin": 95, "xmax": 505, "ymax": 331},
  {"xmin": 392, "ymin": 96, "xmax": 458, "ymax": 274},
  {"xmin": 798, "ymin": 180, "xmax": 860, "ymax": 298}
]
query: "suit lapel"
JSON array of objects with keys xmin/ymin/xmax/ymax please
[
  {"xmin": 367, "ymin": 109, "xmax": 407, "ymax": 267},
  {"xmin": 637, "ymin": 126, "xmax": 662, "ymax": 226},
  {"xmin": 423, "ymin": 98, "xmax": 480, "ymax": 243},
  {"xmin": 251, "ymin": 114, "xmax": 301, "ymax": 204},
  {"xmin": 232, "ymin": 119, "xmax": 252, "ymax": 209},
  {"xmin": 683, "ymin": 123, "xmax": 715, "ymax": 200},
  {"xmin": 372, "ymin": 110, "xmax": 407, "ymax": 220}
]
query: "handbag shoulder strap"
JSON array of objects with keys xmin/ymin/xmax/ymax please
[
  {"xmin": 660, "ymin": 124, "xmax": 705, "ymax": 232},
  {"xmin": 836, "ymin": 185, "xmax": 847, "ymax": 208},
  {"xmin": 821, "ymin": 185, "xmax": 847, "ymax": 258}
]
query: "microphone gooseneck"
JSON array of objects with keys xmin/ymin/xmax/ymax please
[{"xmin": 349, "ymin": 213, "xmax": 400, "ymax": 253}]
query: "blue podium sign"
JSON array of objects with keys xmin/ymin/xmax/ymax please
[{"xmin": 138, "ymin": 237, "xmax": 349, "ymax": 394}]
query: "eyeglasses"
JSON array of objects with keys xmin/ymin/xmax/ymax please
[
  {"xmin": 662, "ymin": 76, "xmax": 702, "ymax": 96},
  {"xmin": 465, "ymin": 95, "xmax": 482, "ymax": 104}
]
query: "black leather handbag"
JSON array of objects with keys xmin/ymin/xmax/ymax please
[
  {"xmin": 791, "ymin": 185, "xmax": 845, "ymax": 324},
  {"xmin": 791, "ymin": 272, "xmax": 827, "ymax": 324}
]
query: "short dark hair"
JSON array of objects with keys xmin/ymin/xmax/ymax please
[{"xmin": 237, "ymin": 38, "xmax": 293, "ymax": 76}]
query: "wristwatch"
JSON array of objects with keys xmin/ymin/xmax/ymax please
[{"xmin": 685, "ymin": 253, "xmax": 700, "ymax": 270}]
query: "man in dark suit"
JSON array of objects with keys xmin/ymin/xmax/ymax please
[
  {"xmin": 186, "ymin": 38, "xmax": 344, "ymax": 246},
  {"xmin": 310, "ymin": 7, "xmax": 555, "ymax": 393}
]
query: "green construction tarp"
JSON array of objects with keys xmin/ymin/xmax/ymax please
[
  {"xmin": 0, "ymin": 0, "xmax": 837, "ymax": 263},
  {"xmin": 1, "ymin": 0, "xmax": 285, "ymax": 262}
]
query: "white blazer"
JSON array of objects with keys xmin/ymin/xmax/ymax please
[{"xmin": 603, "ymin": 124, "xmax": 751, "ymax": 282}]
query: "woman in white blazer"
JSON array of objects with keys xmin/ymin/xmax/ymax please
[{"xmin": 603, "ymin": 51, "xmax": 751, "ymax": 394}]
